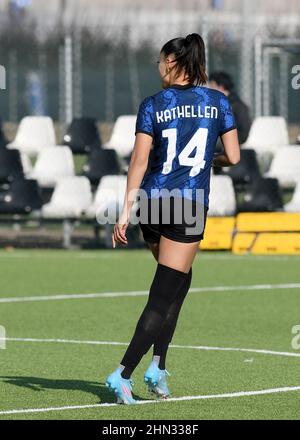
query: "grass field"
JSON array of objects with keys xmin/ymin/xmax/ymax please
[{"xmin": 0, "ymin": 249, "xmax": 300, "ymax": 420}]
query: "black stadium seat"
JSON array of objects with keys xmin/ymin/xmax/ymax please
[
  {"xmin": 0, "ymin": 128, "xmax": 7, "ymax": 149},
  {"xmin": 223, "ymin": 149, "xmax": 261, "ymax": 185},
  {"xmin": 62, "ymin": 117, "xmax": 102, "ymax": 154},
  {"xmin": 82, "ymin": 148, "xmax": 121, "ymax": 185},
  {"xmin": 0, "ymin": 179, "xmax": 43, "ymax": 214},
  {"xmin": 0, "ymin": 149, "xmax": 24, "ymax": 184},
  {"xmin": 238, "ymin": 177, "xmax": 283, "ymax": 212}
]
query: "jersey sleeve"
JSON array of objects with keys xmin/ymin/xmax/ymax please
[
  {"xmin": 219, "ymin": 96, "xmax": 236, "ymax": 136},
  {"xmin": 135, "ymin": 96, "xmax": 155, "ymax": 138}
]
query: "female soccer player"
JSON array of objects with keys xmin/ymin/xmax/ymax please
[{"xmin": 106, "ymin": 33, "xmax": 240, "ymax": 404}]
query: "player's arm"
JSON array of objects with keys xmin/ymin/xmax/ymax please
[
  {"xmin": 112, "ymin": 133, "xmax": 152, "ymax": 247},
  {"xmin": 213, "ymin": 128, "xmax": 240, "ymax": 167}
]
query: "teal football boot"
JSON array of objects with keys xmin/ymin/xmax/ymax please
[
  {"xmin": 144, "ymin": 360, "xmax": 171, "ymax": 399},
  {"xmin": 105, "ymin": 367, "xmax": 136, "ymax": 405}
]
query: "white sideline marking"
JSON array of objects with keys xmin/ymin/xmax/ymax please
[
  {"xmin": 0, "ymin": 283, "xmax": 300, "ymax": 304},
  {"xmin": 1, "ymin": 386, "xmax": 300, "ymax": 415},
  {"xmin": 3, "ymin": 337, "xmax": 300, "ymax": 358}
]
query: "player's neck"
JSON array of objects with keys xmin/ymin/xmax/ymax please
[
  {"xmin": 169, "ymin": 77, "xmax": 191, "ymax": 86},
  {"xmin": 169, "ymin": 73, "xmax": 191, "ymax": 87}
]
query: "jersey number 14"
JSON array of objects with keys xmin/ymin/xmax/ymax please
[{"xmin": 162, "ymin": 127, "xmax": 208, "ymax": 177}]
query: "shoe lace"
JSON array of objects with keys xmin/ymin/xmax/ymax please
[{"xmin": 165, "ymin": 369, "xmax": 171, "ymax": 377}]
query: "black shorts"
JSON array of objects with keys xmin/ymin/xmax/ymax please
[{"xmin": 137, "ymin": 197, "xmax": 208, "ymax": 244}]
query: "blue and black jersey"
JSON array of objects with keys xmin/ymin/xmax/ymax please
[{"xmin": 135, "ymin": 83, "xmax": 236, "ymax": 207}]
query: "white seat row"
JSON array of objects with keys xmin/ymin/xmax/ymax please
[
  {"xmin": 7, "ymin": 115, "xmax": 139, "ymax": 159},
  {"xmin": 20, "ymin": 141, "xmax": 300, "ymax": 194},
  {"xmin": 7, "ymin": 115, "xmax": 300, "ymax": 216},
  {"xmin": 6, "ymin": 114, "xmax": 293, "ymax": 161},
  {"xmin": 7, "ymin": 115, "xmax": 138, "ymax": 182}
]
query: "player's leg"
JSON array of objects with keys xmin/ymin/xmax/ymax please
[
  {"xmin": 118, "ymin": 262, "xmax": 189, "ymax": 378},
  {"xmin": 145, "ymin": 268, "xmax": 192, "ymax": 398},
  {"xmin": 143, "ymin": 237, "xmax": 199, "ymax": 396},
  {"xmin": 152, "ymin": 267, "xmax": 192, "ymax": 369},
  {"xmin": 118, "ymin": 238, "xmax": 199, "ymax": 376},
  {"xmin": 147, "ymin": 239, "xmax": 193, "ymax": 370},
  {"xmin": 146, "ymin": 240, "xmax": 192, "ymax": 369}
]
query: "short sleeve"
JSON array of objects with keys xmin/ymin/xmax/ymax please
[
  {"xmin": 135, "ymin": 97, "xmax": 155, "ymax": 138},
  {"xmin": 219, "ymin": 96, "xmax": 236, "ymax": 136}
]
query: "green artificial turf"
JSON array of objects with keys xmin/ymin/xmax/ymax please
[{"xmin": 0, "ymin": 249, "xmax": 300, "ymax": 420}]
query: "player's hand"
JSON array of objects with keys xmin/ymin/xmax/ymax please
[{"xmin": 112, "ymin": 220, "xmax": 129, "ymax": 248}]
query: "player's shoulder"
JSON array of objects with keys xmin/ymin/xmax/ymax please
[
  {"xmin": 138, "ymin": 93, "xmax": 156, "ymax": 111},
  {"xmin": 138, "ymin": 89, "xmax": 172, "ymax": 112}
]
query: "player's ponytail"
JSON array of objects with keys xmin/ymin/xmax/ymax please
[{"xmin": 160, "ymin": 33, "xmax": 208, "ymax": 86}]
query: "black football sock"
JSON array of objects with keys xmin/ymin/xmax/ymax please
[
  {"xmin": 153, "ymin": 268, "xmax": 192, "ymax": 370},
  {"xmin": 119, "ymin": 264, "xmax": 189, "ymax": 379}
]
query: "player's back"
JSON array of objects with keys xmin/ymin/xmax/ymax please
[{"xmin": 135, "ymin": 84, "xmax": 236, "ymax": 207}]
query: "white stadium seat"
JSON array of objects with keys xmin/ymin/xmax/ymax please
[
  {"xmin": 29, "ymin": 146, "xmax": 75, "ymax": 188},
  {"xmin": 208, "ymin": 175, "xmax": 236, "ymax": 216},
  {"xmin": 285, "ymin": 180, "xmax": 300, "ymax": 212},
  {"xmin": 104, "ymin": 115, "xmax": 137, "ymax": 158},
  {"xmin": 86, "ymin": 175, "xmax": 127, "ymax": 222},
  {"xmin": 8, "ymin": 116, "xmax": 56, "ymax": 155},
  {"xmin": 42, "ymin": 176, "xmax": 92, "ymax": 218},
  {"xmin": 265, "ymin": 146, "xmax": 300, "ymax": 188},
  {"xmin": 244, "ymin": 116, "xmax": 289, "ymax": 156}
]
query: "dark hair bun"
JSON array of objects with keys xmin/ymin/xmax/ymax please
[
  {"xmin": 184, "ymin": 34, "xmax": 194, "ymax": 46},
  {"xmin": 184, "ymin": 33, "xmax": 200, "ymax": 47}
]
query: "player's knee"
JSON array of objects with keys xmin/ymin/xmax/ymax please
[
  {"xmin": 148, "ymin": 263, "xmax": 189, "ymax": 313},
  {"xmin": 135, "ymin": 264, "xmax": 189, "ymax": 339}
]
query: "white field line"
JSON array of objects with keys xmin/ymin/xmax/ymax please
[
  {"xmin": 3, "ymin": 337, "xmax": 300, "ymax": 358},
  {"xmin": 0, "ymin": 283, "xmax": 300, "ymax": 304},
  {"xmin": 1, "ymin": 386, "xmax": 300, "ymax": 415}
]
